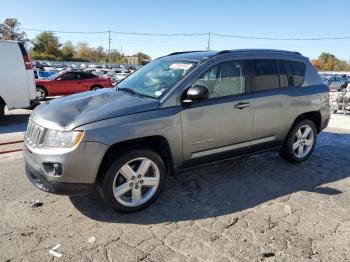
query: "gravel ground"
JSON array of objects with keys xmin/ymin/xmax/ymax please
[{"xmin": 1, "ymin": 111, "xmax": 350, "ymax": 261}]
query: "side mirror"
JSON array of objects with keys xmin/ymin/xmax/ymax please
[{"xmin": 184, "ymin": 85, "xmax": 209, "ymax": 102}]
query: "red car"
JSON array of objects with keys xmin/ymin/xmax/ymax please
[{"xmin": 35, "ymin": 70, "xmax": 113, "ymax": 100}]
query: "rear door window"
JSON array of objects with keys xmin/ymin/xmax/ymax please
[
  {"xmin": 253, "ymin": 59, "xmax": 280, "ymax": 91},
  {"xmin": 288, "ymin": 61, "xmax": 306, "ymax": 87}
]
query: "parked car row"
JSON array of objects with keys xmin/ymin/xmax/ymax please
[
  {"xmin": 320, "ymin": 73, "xmax": 350, "ymax": 91},
  {"xmin": 33, "ymin": 61, "xmax": 139, "ymax": 71},
  {"xmin": 33, "ymin": 62, "xmax": 139, "ymax": 86}
]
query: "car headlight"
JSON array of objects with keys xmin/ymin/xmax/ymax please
[{"xmin": 41, "ymin": 130, "xmax": 84, "ymax": 148}]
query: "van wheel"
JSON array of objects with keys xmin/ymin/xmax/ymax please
[
  {"xmin": 279, "ymin": 119, "xmax": 317, "ymax": 163},
  {"xmin": 99, "ymin": 148, "xmax": 166, "ymax": 212},
  {"xmin": 36, "ymin": 87, "xmax": 47, "ymax": 100}
]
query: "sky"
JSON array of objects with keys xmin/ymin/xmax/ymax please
[{"xmin": 1, "ymin": 0, "xmax": 350, "ymax": 60}]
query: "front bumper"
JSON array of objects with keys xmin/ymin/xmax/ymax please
[
  {"xmin": 25, "ymin": 163, "xmax": 93, "ymax": 195},
  {"xmin": 23, "ymin": 141, "xmax": 108, "ymax": 195}
]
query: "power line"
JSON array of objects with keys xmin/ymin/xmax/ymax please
[
  {"xmin": 23, "ymin": 28, "xmax": 108, "ymax": 34},
  {"xmin": 111, "ymin": 31, "xmax": 208, "ymax": 37},
  {"xmin": 211, "ymin": 33, "xmax": 350, "ymax": 41},
  {"xmin": 23, "ymin": 28, "xmax": 350, "ymax": 41}
]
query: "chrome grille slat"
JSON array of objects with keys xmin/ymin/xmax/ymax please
[{"xmin": 25, "ymin": 121, "xmax": 45, "ymax": 148}]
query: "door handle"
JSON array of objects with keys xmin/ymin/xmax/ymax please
[{"xmin": 234, "ymin": 102, "xmax": 250, "ymax": 109}]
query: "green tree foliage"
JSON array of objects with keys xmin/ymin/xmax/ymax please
[
  {"xmin": 61, "ymin": 41, "xmax": 75, "ymax": 60},
  {"xmin": 134, "ymin": 52, "xmax": 151, "ymax": 65},
  {"xmin": 110, "ymin": 49, "xmax": 128, "ymax": 63},
  {"xmin": 2, "ymin": 18, "xmax": 150, "ymax": 63},
  {"xmin": 31, "ymin": 31, "xmax": 62, "ymax": 57},
  {"xmin": 317, "ymin": 52, "xmax": 350, "ymax": 71},
  {"xmin": 0, "ymin": 18, "xmax": 26, "ymax": 41}
]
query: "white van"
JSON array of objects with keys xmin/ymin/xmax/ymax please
[{"xmin": 0, "ymin": 40, "xmax": 37, "ymax": 118}]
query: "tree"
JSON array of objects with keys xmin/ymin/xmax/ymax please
[
  {"xmin": 311, "ymin": 59, "xmax": 320, "ymax": 70},
  {"xmin": 31, "ymin": 31, "xmax": 61, "ymax": 57},
  {"xmin": 133, "ymin": 52, "xmax": 151, "ymax": 65},
  {"xmin": 317, "ymin": 52, "xmax": 350, "ymax": 71},
  {"xmin": 110, "ymin": 49, "xmax": 127, "ymax": 63},
  {"xmin": 0, "ymin": 18, "xmax": 26, "ymax": 41},
  {"xmin": 61, "ymin": 41, "xmax": 75, "ymax": 61},
  {"xmin": 93, "ymin": 46, "xmax": 106, "ymax": 62},
  {"xmin": 75, "ymin": 42, "xmax": 92, "ymax": 61}
]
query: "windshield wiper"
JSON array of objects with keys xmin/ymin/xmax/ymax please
[
  {"xmin": 118, "ymin": 87, "xmax": 157, "ymax": 99},
  {"xmin": 118, "ymin": 87, "xmax": 143, "ymax": 97}
]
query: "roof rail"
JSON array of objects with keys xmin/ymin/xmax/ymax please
[
  {"xmin": 216, "ymin": 50, "xmax": 231, "ymax": 55},
  {"xmin": 167, "ymin": 50, "xmax": 205, "ymax": 56},
  {"xmin": 217, "ymin": 49, "xmax": 302, "ymax": 56}
]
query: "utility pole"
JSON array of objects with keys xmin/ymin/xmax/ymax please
[
  {"xmin": 207, "ymin": 32, "xmax": 211, "ymax": 50},
  {"xmin": 108, "ymin": 30, "xmax": 111, "ymax": 63},
  {"xmin": 120, "ymin": 44, "xmax": 123, "ymax": 55}
]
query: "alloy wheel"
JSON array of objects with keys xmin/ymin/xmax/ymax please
[
  {"xmin": 292, "ymin": 124, "xmax": 314, "ymax": 158},
  {"xmin": 36, "ymin": 88, "xmax": 45, "ymax": 100},
  {"xmin": 112, "ymin": 157, "xmax": 160, "ymax": 207}
]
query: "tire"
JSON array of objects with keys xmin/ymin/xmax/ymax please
[
  {"xmin": 99, "ymin": 148, "xmax": 167, "ymax": 212},
  {"xmin": 36, "ymin": 86, "xmax": 47, "ymax": 100},
  {"xmin": 279, "ymin": 119, "xmax": 317, "ymax": 163},
  {"xmin": 0, "ymin": 102, "xmax": 5, "ymax": 120},
  {"xmin": 90, "ymin": 85, "xmax": 102, "ymax": 91}
]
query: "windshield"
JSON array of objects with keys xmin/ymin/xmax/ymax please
[
  {"xmin": 48, "ymin": 71, "xmax": 63, "ymax": 80},
  {"xmin": 117, "ymin": 59, "xmax": 195, "ymax": 98}
]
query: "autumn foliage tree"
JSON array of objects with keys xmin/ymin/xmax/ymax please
[
  {"xmin": 317, "ymin": 52, "xmax": 350, "ymax": 71},
  {"xmin": 311, "ymin": 59, "xmax": 320, "ymax": 70}
]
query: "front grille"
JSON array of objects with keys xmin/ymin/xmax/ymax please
[{"xmin": 25, "ymin": 121, "xmax": 46, "ymax": 148}]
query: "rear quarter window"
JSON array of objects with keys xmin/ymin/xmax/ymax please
[{"xmin": 288, "ymin": 61, "xmax": 306, "ymax": 87}]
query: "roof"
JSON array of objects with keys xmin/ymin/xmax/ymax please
[{"xmin": 164, "ymin": 49, "xmax": 303, "ymax": 62}]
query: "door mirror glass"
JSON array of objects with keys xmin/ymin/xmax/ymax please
[{"xmin": 184, "ymin": 85, "xmax": 209, "ymax": 102}]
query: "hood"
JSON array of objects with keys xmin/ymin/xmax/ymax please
[
  {"xmin": 31, "ymin": 89, "xmax": 159, "ymax": 130},
  {"xmin": 35, "ymin": 79, "xmax": 50, "ymax": 83}
]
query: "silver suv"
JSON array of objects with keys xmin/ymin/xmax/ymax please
[{"xmin": 24, "ymin": 49, "xmax": 330, "ymax": 212}]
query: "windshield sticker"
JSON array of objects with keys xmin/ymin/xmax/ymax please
[
  {"xmin": 155, "ymin": 91, "xmax": 163, "ymax": 97},
  {"xmin": 169, "ymin": 63, "xmax": 193, "ymax": 70}
]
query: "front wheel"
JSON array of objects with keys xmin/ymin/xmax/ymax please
[
  {"xmin": 99, "ymin": 148, "xmax": 166, "ymax": 212},
  {"xmin": 0, "ymin": 102, "xmax": 5, "ymax": 120},
  {"xmin": 90, "ymin": 85, "xmax": 101, "ymax": 91},
  {"xmin": 279, "ymin": 120, "xmax": 317, "ymax": 163}
]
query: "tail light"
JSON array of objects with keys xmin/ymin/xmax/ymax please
[
  {"xmin": 18, "ymin": 42, "xmax": 32, "ymax": 70},
  {"xmin": 23, "ymin": 54, "xmax": 32, "ymax": 69}
]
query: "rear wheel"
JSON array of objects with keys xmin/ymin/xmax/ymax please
[
  {"xmin": 279, "ymin": 119, "xmax": 317, "ymax": 163},
  {"xmin": 99, "ymin": 148, "xmax": 166, "ymax": 212},
  {"xmin": 36, "ymin": 86, "xmax": 47, "ymax": 100}
]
